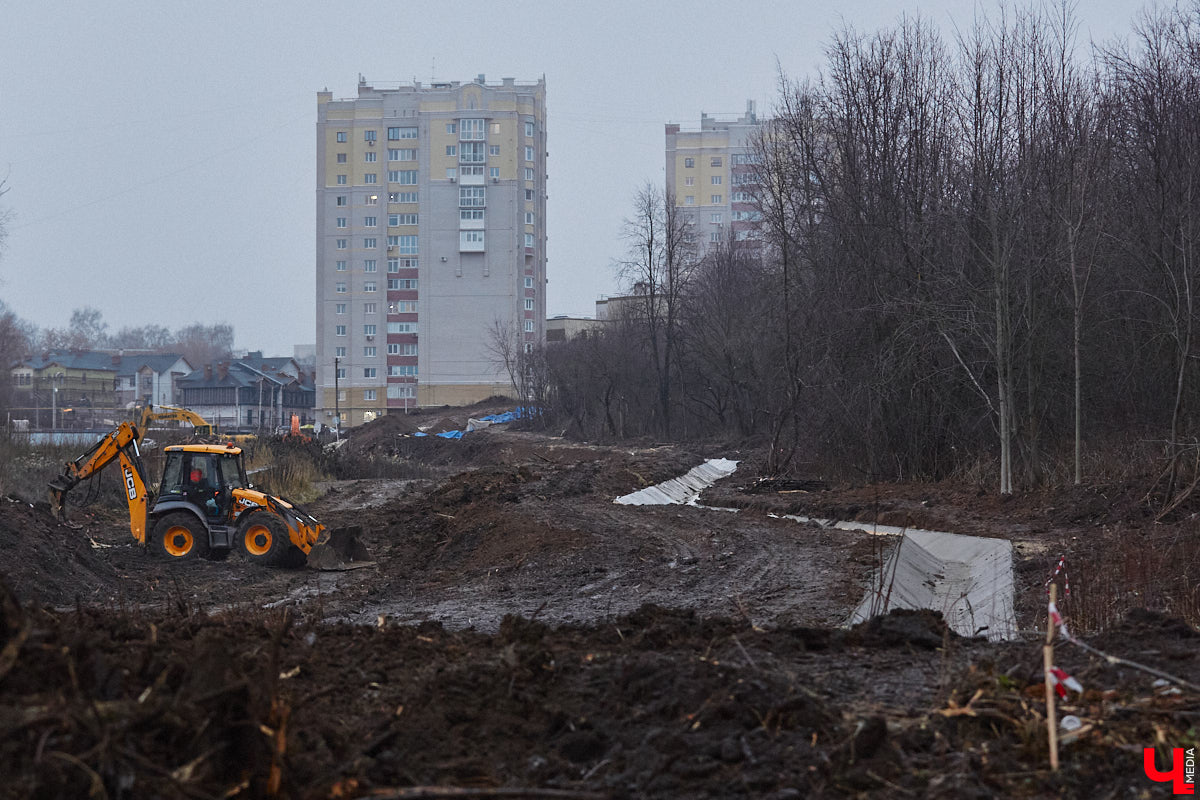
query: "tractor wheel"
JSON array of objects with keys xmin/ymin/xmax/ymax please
[
  {"xmin": 152, "ymin": 513, "xmax": 209, "ymax": 561},
  {"xmin": 239, "ymin": 513, "xmax": 299, "ymax": 567}
]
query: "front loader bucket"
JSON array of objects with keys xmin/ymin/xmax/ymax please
[{"xmin": 306, "ymin": 525, "xmax": 374, "ymax": 570}]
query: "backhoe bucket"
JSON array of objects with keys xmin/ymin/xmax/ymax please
[{"xmin": 306, "ymin": 525, "xmax": 373, "ymax": 570}]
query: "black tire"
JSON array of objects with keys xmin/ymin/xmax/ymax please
[
  {"xmin": 151, "ymin": 512, "xmax": 209, "ymax": 562},
  {"xmin": 238, "ymin": 513, "xmax": 298, "ymax": 567}
]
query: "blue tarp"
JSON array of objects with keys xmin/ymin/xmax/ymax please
[{"xmin": 411, "ymin": 407, "xmax": 539, "ymax": 440}]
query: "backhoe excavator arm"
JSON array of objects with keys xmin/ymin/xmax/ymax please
[
  {"xmin": 48, "ymin": 421, "xmax": 151, "ymax": 544},
  {"xmin": 134, "ymin": 404, "xmax": 214, "ymax": 441}
]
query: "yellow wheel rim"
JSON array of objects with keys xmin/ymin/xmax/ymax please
[
  {"xmin": 245, "ymin": 524, "xmax": 273, "ymax": 556},
  {"xmin": 163, "ymin": 525, "xmax": 194, "ymax": 558}
]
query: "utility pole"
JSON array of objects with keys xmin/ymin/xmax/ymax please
[{"xmin": 333, "ymin": 356, "xmax": 340, "ymax": 439}]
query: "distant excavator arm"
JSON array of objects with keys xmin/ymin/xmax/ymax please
[
  {"xmin": 48, "ymin": 421, "xmax": 150, "ymax": 544},
  {"xmin": 135, "ymin": 404, "xmax": 214, "ymax": 439}
]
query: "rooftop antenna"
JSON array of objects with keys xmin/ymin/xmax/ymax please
[{"xmin": 430, "ymin": 57, "xmax": 436, "ymax": 83}]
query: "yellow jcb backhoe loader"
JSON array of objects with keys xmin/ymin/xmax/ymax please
[{"xmin": 47, "ymin": 422, "xmax": 370, "ymax": 569}]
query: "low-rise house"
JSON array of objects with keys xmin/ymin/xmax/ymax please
[
  {"xmin": 176, "ymin": 360, "xmax": 315, "ymax": 431},
  {"xmin": 112, "ymin": 353, "xmax": 194, "ymax": 407}
]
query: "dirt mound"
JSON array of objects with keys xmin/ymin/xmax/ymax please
[{"xmin": 0, "ymin": 496, "xmax": 120, "ymax": 607}]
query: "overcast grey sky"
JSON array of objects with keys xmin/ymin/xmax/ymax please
[{"xmin": 0, "ymin": 0, "xmax": 1141, "ymax": 355}]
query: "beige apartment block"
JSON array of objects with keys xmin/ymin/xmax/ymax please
[
  {"xmin": 316, "ymin": 76, "xmax": 547, "ymax": 427},
  {"xmin": 665, "ymin": 101, "xmax": 763, "ymax": 253}
]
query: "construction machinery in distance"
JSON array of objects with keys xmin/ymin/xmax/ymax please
[
  {"xmin": 134, "ymin": 404, "xmax": 216, "ymax": 440},
  {"xmin": 47, "ymin": 421, "xmax": 370, "ymax": 569}
]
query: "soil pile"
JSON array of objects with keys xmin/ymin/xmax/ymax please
[
  {"xmin": 0, "ymin": 496, "xmax": 120, "ymax": 608},
  {"xmin": 2, "ymin": 593, "xmax": 1194, "ymax": 799}
]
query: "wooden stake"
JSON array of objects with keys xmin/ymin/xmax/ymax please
[{"xmin": 1044, "ymin": 583, "xmax": 1060, "ymax": 771}]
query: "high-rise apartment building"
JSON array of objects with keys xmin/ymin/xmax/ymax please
[
  {"xmin": 665, "ymin": 101, "xmax": 762, "ymax": 251},
  {"xmin": 316, "ymin": 76, "xmax": 547, "ymax": 427}
]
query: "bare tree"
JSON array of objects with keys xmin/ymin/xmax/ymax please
[{"xmin": 617, "ymin": 182, "xmax": 696, "ymax": 438}]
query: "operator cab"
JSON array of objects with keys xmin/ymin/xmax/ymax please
[{"xmin": 158, "ymin": 445, "xmax": 248, "ymax": 519}]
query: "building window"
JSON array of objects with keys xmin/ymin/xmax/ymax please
[
  {"xmin": 364, "ymin": 389, "xmax": 376, "ymax": 400},
  {"xmin": 525, "ymin": 211, "xmax": 535, "ymax": 225},
  {"xmin": 390, "ymin": 213, "xmax": 418, "ymax": 226},
  {"xmin": 364, "ymin": 130, "xmax": 377, "ymax": 142},
  {"xmin": 389, "ymin": 170, "xmax": 417, "ymax": 185},
  {"xmin": 335, "ymin": 260, "xmax": 347, "ymax": 271},
  {"xmin": 336, "ymin": 131, "xmax": 347, "ymax": 143},
  {"xmin": 488, "ymin": 145, "xmax": 500, "ymax": 157},
  {"xmin": 335, "ymin": 282, "xmax": 346, "ymax": 293},
  {"xmin": 336, "ymin": 195, "xmax": 347, "ymax": 206},
  {"xmin": 388, "ymin": 365, "xmax": 418, "ymax": 376},
  {"xmin": 392, "ymin": 191, "xmax": 418, "ymax": 203},
  {"xmin": 446, "ymin": 167, "xmax": 457, "ymax": 179},
  {"xmin": 363, "ymin": 368, "xmax": 377, "ymax": 378},
  {"xmin": 391, "ymin": 278, "xmax": 417, "ymax": 289},
  {"xmin": 336, "ymin": 217, "xmax": 347, "ymax": 228},
  {"xmin": 711, "ymin": 194, "xmax": 722, "ymax": 204},
  {"xmin": 684, "ymin": 177, "xmax": 694, "ymax": 186},
  {"xmin": 446, "ymin": 122, "xmax": 457, "ymax": 134},
  {"xmin": 524, "ymin": 146, "xmax": 534, "ymax": 161},
  {"xmin": 392, "ymin": 301, "xmax": 417, "ymax": 312},
  {"xmin": 525, "ymin": 277, "xmax": 534, "ymax": 288},
  {"xmin": 337, "ymin": 175, "xmax": 347, "ymax": 185},
  {"xmin": 335, "ymin": 346, "xmax": 346, "ymax": 357},
  {"xmin": 335, "ymin": 303, "xmax": 347, "ymax": 314},
  {"xmin": 524, "ymin": 320, "xmax": 534, "ymax": 332},
  {"xmin": 460, "ymin": 142, "xmax": 485, "ymax": 163},
  {"xmin": 685, "ymin": 195, "xmax": 694, "ymax": 205},
  {"xmin": 710, "ymin": 156, "xmax": 722, "ymax": 167},
  {"xmin": 388, "ymin": 126, "xmax": 417, "ymax": 140},
  {"xmin": 489, "ymin": 167, "xmax": 500, "ymax": 178},
  {"xmin": 443, "ymin": 144, "xmax": 458, "ymax": 157},
  {"xmin": 524, "ymin": 167, "xmax": 534, "ymax": 181},
  {"xmin": 364, "ymin": 346, "xmax": 376, "ymax": 357},
  {"xmin": 524, "ymin": 232, "xmax": 535, "ymax": 247},
  {"xmin": 684, "ymin": 157, "xmax": 694, "ymax": 168},
  {"xmin": 460, "ymin": 209, "xmax": 484, "ymax": 222},
  {"xmin": 364, "ymin": 324, "xmax": 377, "ymax": 336},
  {"xmin": 336, "ymin": 239, "xmax": 347, "ymax": 249},
  {"xmin": 711, "ymin": 175, "xmax": 722, "ymax": 185},
  {"xmin": 459, "ymin": 187, "xmax": 485, "ymax": 207},
  {"xmin": 525, "ymin": 189, "xmax": 535, "ymax": 201},
  {"xmin": 389, "ymin": 148, "xmax": 413, "ymax": 161},
  {"xmin": 364, "ymin": 173, "xmax": 377, "ymax": 184},
  {"xmin": 364, "ymin": 281, "xmax": 377, "ymax": 292},
  {"xmin": 711, "ymin": 213, "xmax": 722, "ymax": 223},
  {"xmin": 336, "ymin": 153, "xmax": 347, "ymax": 163},
  {"xmin": 364, "ymin": 151, "xmax": 377, "ymax": 163},
  {"xmin": 335, "ymin": 325, "xmax": 347, "ymax": 336},
  {"xmin": 460, "ymin": 230, "xmax": 485, "ymax": 250},
  {"xmin": 361, "ymin": 237, "xmax": 375, "ymax": 248},
  {"xmin": 490, "ymin": 122, "xmax": 501, "ymax": 134},
  {"xmin": 525, "ymin": 121, "xmax": 535, "ymax": 137},
  {"xmin": 710, "ymin": 231, "xmax": 721, "ymax": 242},
  {"xmin": 397, "ymin": 235, "xmax": 418, "ymax": 254},
  {"xmin": 364, "ymin": 216, "xmax": 377, "ymax": 227},
  {"xmin": 387, "ymin": 384, "xmax": 416, "ymax": 399},
  {"xmin": 364, "ymin": 302, "xmax": 377, "ymax": 314},
  {"xmin": 366, "ymin": 194, "xmax": 378, "ymax": 205},
  {"xmin": 364, "ymin": 259, "xmax": 377, "ymax": 272},
  {"xmin": 460, "ymin": 119, "xmax": 485, "ymax": 140},
  {"xmin": 525, "ymin": 298, "xmax": 534, "ymax": 310},
  {"xmin": 336, "ymin": 369, "xmax": 347, "ymax": 381},
  {"xmin": 388, "ymin": 322, "xmax": 418, "ymax": 333}
]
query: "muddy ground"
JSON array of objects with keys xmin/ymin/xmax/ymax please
[{"xmin": 1, "ymin": 409, "xmax": 1198, "ymax": 798}]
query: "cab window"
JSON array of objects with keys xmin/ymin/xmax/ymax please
[{"xmin": 218, "ymin": 455, "xmax": 245, "ymax": 489}]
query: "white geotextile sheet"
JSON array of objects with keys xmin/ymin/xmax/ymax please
[
  {"xmin": 613, "ymin": 458, "xmax": 739, "ymax": 506},
  {"xmin": 848, "ymin": 528, "xmax": 1016, "ymax": 641}
]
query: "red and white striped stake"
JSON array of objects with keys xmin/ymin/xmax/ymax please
[{"xmin": 1045, "ymin": 554, "xmax": 1071, "ymax": 598}]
